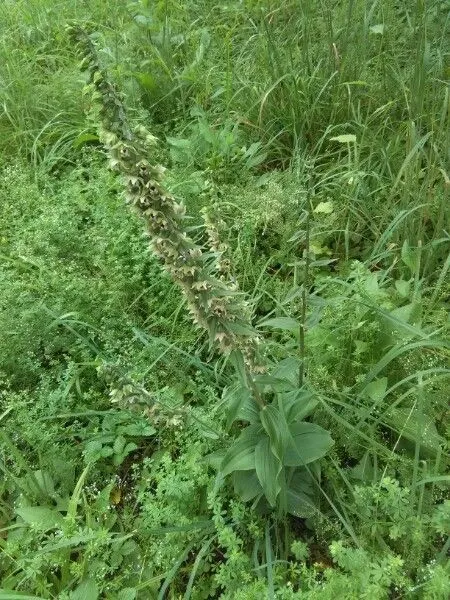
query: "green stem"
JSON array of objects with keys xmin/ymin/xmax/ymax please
[{"xmin": 299, "ymin": 186, "xmax": 312, "ymax": 388}]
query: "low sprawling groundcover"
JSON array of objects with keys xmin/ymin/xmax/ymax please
[{"xmin": 0, "ymin": 1, "xmax": 448, "ymax": 598}]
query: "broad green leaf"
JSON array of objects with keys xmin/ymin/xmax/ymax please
[
  {"xmin": 122, "ymin": 421, "xmax": 156, "ymax": 437},
  {"xmin": 280, "ymin": 390, "xmax": 318, "ymax": 423},
  {"xmin": 232, "ymin": 470, "xmax": 262, "ymax": 502},
  {"xmin": 287, "ymin": 488, "xmax": 316, "ymax": 518},
  {"xmin": 33, "ymin": 470, "xmax": 55, "ymax": 498},
  {"xmin": 257, "ymin": 317, "xmax": 299, "ymax": 332},
  {"xmin": 69, "ymin": 579, "xmax": 98, "ymax": 600},
  {"xmin": 246, "ymin": 152, "xmax": 267, "ymax": 169},
  {"xmin": 260, "ymin": 405, "xmax": 289, "ymax": 459},
  {"xmin": 166, "ymin": 136, "xmax": 192, "ymax": 164},
  {"xmin": 255, "ymin": 172, "xmax": 273, "ymax": 187},
  {"xmin": 83, "ymin": 439, "xmax": 105, "ymax": 462},
  {"xmin": 363, "ymin": 377, "xmax": 388, "ymax": 403},
  {"xmin": 314, "ymin": 201, "xmax": 333, "ymax": 214},
  {"xmin": 395, "ymin": 279, "xmax": 411, "ymax": 298},
  {"xmin": 133, "ymin": 14, "xmax": 150, "ymax": 26},
  {"xmin": 288, "ymin": 229, "xmax": 307, "ymax": 243},
  {"xmin": 226, "ymin": 322, "xmax": 256, "ymax": 336},
  {"xmin": 254, "ymin": 374, "xmax": 295, "ymax": 393},
  {"xmin": 223, "ymin": 383, "xmax": 253, "ymax": 429},
  {"xmin": 284, "ymin": 423, "xmax": 334, "ymax": 467},
  {"xmin": 286, "ymin": 471, "xmax": 316, "ymax": 518},
  {"xmin": 386, "ymin": 408, "xmax": 444, "ymax": 453},
  {"xmin": 354, "ymin": 340, "xmax": 368, "ymax": 355},
  {"xmin": 255, "ymin": 437, "xmax": 281, "ymax": 507},
  {"xmin": 237, "ymin": 395, "xmax": 260, "ymax": 424},
  {"xmin": 229, "ymin": 350, "xmax": 250, "ymax": 387},
  {"xmin": 226, "ymin": 355, "xmax": 260, "ymax": 424},
  {"xmin": 309, "ymin": 242, "xmax": 332, "ymax": 255},
  {"xmin": 350, "ymin": 452, "xmax": 374, "ymax": 482},
  {"xmin": 119, "ymin": 539, "xmax": 139, "ymax": 556},
  {"xmin": 221, "ymin": 425, "xmax": 261, "ymax": 476},
  {"xmin": 191, "ymin": 28, "xmax": 211, "ymax": 67},
  {"xmin": 310, "ymin": 258, "xmax": 337, "ymax": 268},
  {"xmin": 329, "ymin": 134, "xmax": 357, "ymax": 143},
  {"xmin": 198, "ymin": 119, "xmax": 215, "ymax": 144},
  {"xmin": 16, "ymin": 507, "xmax": 64, "ymax": 531},
  {"xmin": 73, "ymin": 133, "xmax": 99, "ymax": 148},
  {"xmin": 381, "ymin": 302, "xmax": 422, "ymax": 343},
  {"xmin": 281, "ymin": 285, "xmax": 303, "ymax": 304},
  {"xmin": 364, "ymin": 272, "xmax": 380, "ymax": 297},
  {"xmin": 244, "ymin": 142, "xmax": 267, "ymax": 169},
  {"xmin": 271, "ymin": 357, "xmax": 302, "ymax": 388},
  {"xmin": 389, "ymin": 302, "xmax": 421, "ymax": 326},
  {"xmin": 309, "ymin": 243, "xmax": 331, "ymax": 255},
  {"xmin": 113, "ymin": 435, "xmax": 126, "ymax": 455},
  {"xmin": 204, "ymin": 450, "xmax": 225, "ymax": 470},
  {"xmin": 401, "ymin": 240, "xmax": 419, "ymax": 274},
  {"xmin": 113, "ymin": 442, "xmax": 138, "ymax": 466},
  {"xmin": 133, "ymin": 71, "xmax": 156, "ymax": 91}
]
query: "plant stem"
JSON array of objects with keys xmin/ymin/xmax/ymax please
[{"xmin": 299, "ymin": 182, "xmax": 312, "ymax": 388}]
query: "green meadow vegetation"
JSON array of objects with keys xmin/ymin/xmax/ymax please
[{"xmin": 0, "ymin": 0, "xmax": 449, "ymax": 598}]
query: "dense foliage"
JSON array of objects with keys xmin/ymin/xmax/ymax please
[{"xmin": 0, "ymin": 1, "xmax": 448, "ymax": 598}]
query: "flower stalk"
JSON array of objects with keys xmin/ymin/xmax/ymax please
[{"xmin": 68, "ymin": 25, "xmax": 265, "ymax": 391}]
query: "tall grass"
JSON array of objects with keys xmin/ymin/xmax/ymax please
[
  {"xmin": 120, "ymin": 0, "xmax": 449, "ymax": 274},
  {"xmin": 0, "ymin": 0, "xmax": 132, "ymax": 166}
]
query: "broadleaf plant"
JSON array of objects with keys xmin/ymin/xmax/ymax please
[{"xmin": 68, "ymin": 24, "xmax": 333, "ymax": 516}]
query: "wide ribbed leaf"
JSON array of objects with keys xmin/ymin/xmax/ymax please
[
  {"xmin": 255, "ymin": 436, "xmax": 281, "ymax": 507},
  {"xmin": 284, "ymin": 422, "xmax": 333, "ymax": 467},
  {"xmin": 271, "ymin": 357, "xmax": 302, "ymax": 388},
  {"xmin": 16, "ymin": 507, "xmax": 64, "ymax": 532},
  {"xmin": 280, "ymin": 389, "xmax": 318, "ymax": 423},
  {"xmin": 232, "ymin": 470, "xmax": 262, "ymax": 502},
  {"xmin": 260, "ymin": 405, "xmax": 289, "ymax": 460},
  {"xmin": 286, "ymin": 470, "xmax": 316, "ymax": 518},
  {"xmin": 224, "ymin": 383, "xmax": 254, "ymax": 429},
  {"xmin": 257, "ymin": 317, "xmax": 299, "ymax": 332},
  {"xmin": 221, "ymin": 425, "xmax": 261, "ymax": 476}
]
